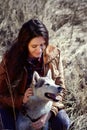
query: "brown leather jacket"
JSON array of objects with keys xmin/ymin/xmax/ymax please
[{"xmin": 0, "ymin": 45, "xmax": 65, "ymax": 116}]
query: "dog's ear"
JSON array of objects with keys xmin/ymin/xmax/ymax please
[
  {"xmin": 32, "ymin": 71, "xmax": 40, "ymax": 84},
  {"xmin": 46, "ymin": 69, "xmax": 52, "ymax": 79}
]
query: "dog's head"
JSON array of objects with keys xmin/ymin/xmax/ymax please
[{"xmin": 31, "ymin": 69, "xmax": 63, "ymax": 102}]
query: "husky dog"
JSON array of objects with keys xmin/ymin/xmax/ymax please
[{"xmin": 17, "ymin": 70, "xmax": 63, "ymax": 130}]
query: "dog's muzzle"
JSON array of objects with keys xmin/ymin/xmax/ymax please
[
  {"xmin": 45, "ymin": 93, "xmax": 59, "ymax": 102},
  {"xmin": 45, "ymin": 86, "xmax": 63, "ymax": 102}
]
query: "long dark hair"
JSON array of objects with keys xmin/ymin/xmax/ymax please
[{"xmin": 4, "ymin": 18, "xmax": 49, "ymax": 82}]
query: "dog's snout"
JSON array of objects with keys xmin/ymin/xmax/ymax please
[{"xmin": 57, "ymin": 86, "xmax": 63, "ymax": 93}]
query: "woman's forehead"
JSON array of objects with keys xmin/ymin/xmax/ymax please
[{"xmin": 29, "ymin": 36, "xmax": 46, "ymax": 45}]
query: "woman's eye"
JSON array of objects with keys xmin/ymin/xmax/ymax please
[{"xmin": 32, "ymin": 45, "xmax": 37, "ymax": 48}]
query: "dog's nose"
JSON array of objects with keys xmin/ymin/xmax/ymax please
[{"xmin": 57, "ymin": 86, "xmax": 63, "ymax": 93}]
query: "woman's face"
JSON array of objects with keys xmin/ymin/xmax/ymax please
[{"xmin": 28, "ymin": 36, "xmax": 46, "ymax": 58}]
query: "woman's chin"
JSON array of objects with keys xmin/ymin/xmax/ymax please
[{"xmin": 35, "ymin": 54, "xmax": 42, "ymax": 58}]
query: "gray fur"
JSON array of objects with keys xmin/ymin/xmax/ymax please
[{"xmin": 17, "ymin": 70, "xmax": 60, "ymax": 130}]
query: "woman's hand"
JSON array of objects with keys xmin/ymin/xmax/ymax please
[
  {"xmin": 32, "ymin": 112, "xmax": 51, "ymax": 130},
  {"xmin": 23, "ymin": 88, "xmax": 33, "ymax": 103}
]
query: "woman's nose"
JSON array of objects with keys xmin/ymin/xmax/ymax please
[{"xmin": 37, "ymin": 46, "xmax": 43, "ymax": 52}]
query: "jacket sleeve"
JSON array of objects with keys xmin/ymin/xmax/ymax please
[
  {"xmin": 0, "ymin": 61, "xmax": 24, "ymax": 109},
  {"xmin": 48, "ymin": 49, "xmax": 66, "ymax": 116}
]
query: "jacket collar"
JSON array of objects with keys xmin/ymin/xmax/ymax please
[{"xmin": 43, "ymin": 45, "xmax": 60, "ymax": 64}]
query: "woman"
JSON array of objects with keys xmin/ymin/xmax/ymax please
[{"xmin": 0, "ymin": 18, "xmax": 70, "ymax": 130}]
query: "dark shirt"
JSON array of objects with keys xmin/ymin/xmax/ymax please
[{"xmin": 25, "ymin": 55, "xmax": 44, "ymax": 89}]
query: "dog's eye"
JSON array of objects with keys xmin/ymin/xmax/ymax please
[{"xmin": 45, "ymin": 83, "xmax": 50, "ymax": 86}]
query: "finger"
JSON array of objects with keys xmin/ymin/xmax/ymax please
[
  {"xmin": 27, "ymin": 91, "xmax": 33, "ymax": 95},
  {"xmin": 25, "ymin": 89, "xmax": 33, "ymax": 95},
  {"xmin": 25, "ymin": 88, "xmax": 32, "ymax": 94},
  {"xmin": 32, "ymin": 122, "xmax": 43, "ymax": 130},
  {"xmin": 26, "ymin": 90, "xmax": 33, "ymax": 95},
  {"xmin": 25, "ymin": 93, "xmax": 33, "ymax": 99},
  {"xmin": 32, "ymin": 119, "xmax": 44, "ymax": 127},
  {"xmin": 27, "ymin": 88, "xmax": 33, "ymax": 91}
]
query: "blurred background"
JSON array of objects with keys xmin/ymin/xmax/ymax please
[{"xmin": 0, "ymin": 0, "xmax": 87, "ymax": 129}]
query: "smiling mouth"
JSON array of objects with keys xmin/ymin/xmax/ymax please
[{"xmin": 45, "ymin": 93, "xmax": 59, "ymax": 102}]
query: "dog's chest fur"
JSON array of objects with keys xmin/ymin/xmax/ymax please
[{"xmin": 26, "ymin": 96, "xmax": 53, "ymax": 119}]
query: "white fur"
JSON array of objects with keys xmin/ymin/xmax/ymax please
[{"xmin": 17, "ymin": 69, "xmax": 59, "ymax": 130}]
